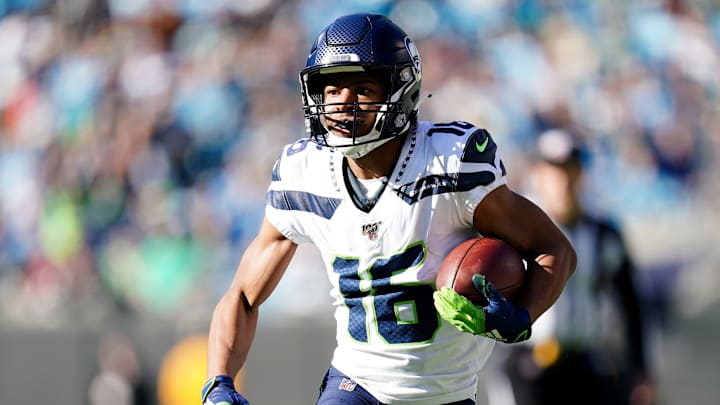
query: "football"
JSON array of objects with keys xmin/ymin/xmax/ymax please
[{"xmin": 436, "ymin": 237, "xmax": 526, "ymax": 306}]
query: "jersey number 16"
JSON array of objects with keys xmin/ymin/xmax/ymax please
[{"xmin": 332, "ymin": 243, "xmax": 440, "ymax": 345}]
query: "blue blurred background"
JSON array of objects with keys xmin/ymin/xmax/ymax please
[{"xmin": 0, "ymin": 0, "xmax": 718, "ymax": 404}]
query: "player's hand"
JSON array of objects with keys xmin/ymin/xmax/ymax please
[
  {"xmin": 201, "ymin": 375, "xmax": 250, "ymax": 405},
  {"xmin": 433, "ymin": 274, "xmax": 531, "ymax": 343}
]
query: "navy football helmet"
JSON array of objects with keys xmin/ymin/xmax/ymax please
[{"xmin": 299, "ymin": 13, "xmax": 423, "ymax": 158}]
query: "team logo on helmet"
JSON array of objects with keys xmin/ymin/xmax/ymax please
[{"xmin": 404, "ymin": 37, "xmax": 421, "ymax": 75}]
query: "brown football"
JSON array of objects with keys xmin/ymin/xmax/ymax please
[{"xmin": 436, "ymin": 237, "xmax": 526, "ymax": 306}]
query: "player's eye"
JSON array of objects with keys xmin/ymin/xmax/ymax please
[
  {"xmin": 357, "ymin": 82, "xmax": 385, "ymax": 100},
  {"xmin": 324, "ymin": 86, "xmax": 339, "ymax": 96}
]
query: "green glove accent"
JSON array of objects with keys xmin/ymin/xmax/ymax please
[
  {"xmin": 433, "ymin": 279, "xmax": 531, "ymax": 343},
  {"xmin": 433, "ymin": 286, "xmax": 486, "ymax": 334}
]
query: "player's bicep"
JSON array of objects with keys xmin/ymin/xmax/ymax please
[
  {"xmin": 231, "ymin": 216, "xmax": 298, "ymax": 308},
  {"xmin": 472, "ymin": 185, "xmax": 568, "ymax": 256}
]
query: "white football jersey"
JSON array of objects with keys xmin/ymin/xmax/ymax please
[{"xmin": 265, "ymin": 121, "xmax": 507, "ymax": 404}]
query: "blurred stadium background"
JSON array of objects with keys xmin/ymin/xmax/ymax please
[{"xmin": 0, "ymin": 0, "xmax": 718, "ymax": 404}]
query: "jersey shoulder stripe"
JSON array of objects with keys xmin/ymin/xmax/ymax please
[
  {"xmin": 267, "ymin": 189, "xmax": 341, "ymax": 219},
  {"xmin": 393, "ymin": 171, "xmax": 498, "ymax": 205},
  {"xmin": 267, "ymin": 138, "xmax": 342, "ymax": 219}
]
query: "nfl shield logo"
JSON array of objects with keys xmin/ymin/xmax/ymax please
[{"xmin": 339, "ymin": 378, "xmax": 357, "ymax": 392}]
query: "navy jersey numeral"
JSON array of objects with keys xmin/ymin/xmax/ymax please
[
  {"xmin": 332, "ymin": 243, "xmax": 440, "ymax": 344},
  {"xmin": 286, "ymin": 137, "xmax": 322, "ymax": 156},
  {"xmin": 427, "ymin": 121, "xmax": 474, "ymax": 136}
]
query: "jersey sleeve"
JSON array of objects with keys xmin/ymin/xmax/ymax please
[
  {"xmin": 453, "ymin": 127, "xmax": 508, "ymax": 226},
  {"xmin": 264, "ymin": 144, "xmax": 312, "ymax": 245}
]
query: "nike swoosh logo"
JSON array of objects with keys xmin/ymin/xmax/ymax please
[{"xmin": 475, "ymin": 137, "xmax": 489, "ymax": 153}]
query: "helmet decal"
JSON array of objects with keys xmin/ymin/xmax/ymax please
[{"xmin": 404, "ymin": 37, "xmax": 421, "ymax": 76}]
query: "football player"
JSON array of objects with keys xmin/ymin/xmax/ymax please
[{"xmin": 202, "ymin": 13, "xmax": 576, "ymax": 405}]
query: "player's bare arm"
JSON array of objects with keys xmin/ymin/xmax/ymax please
[
  {"xmin": 206, "ymin": 217, "xmax": 297, "ymax": 379},
  {"xmin": 472, "ymin": 184, "xmax": 577, "ymax": 322}
]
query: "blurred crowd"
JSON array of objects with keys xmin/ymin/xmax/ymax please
[{"xmin": 0, "ymin": 0, "xmax": 718, "ymax": 336}]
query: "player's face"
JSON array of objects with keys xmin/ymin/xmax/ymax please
[{"xmin": 322, "ymin": 72, "xmax": 387, "ymax": 138}]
